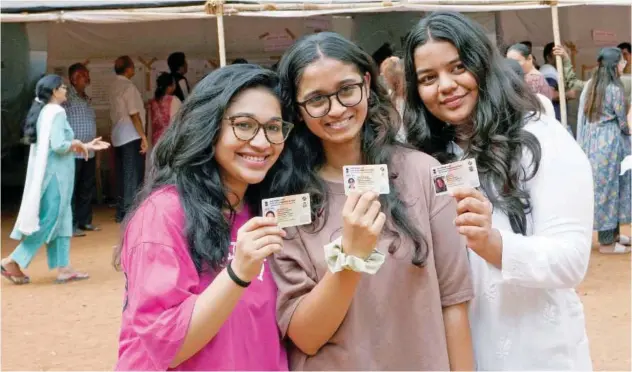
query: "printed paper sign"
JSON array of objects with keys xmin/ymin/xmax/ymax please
[
  {"xmin": 430, "ymin": 159, "xmax": 480, "ymax": 196},
  {"xmin": 343, "ymin": 164, "xmax": 390, "ymax": 196},
  {"xmin": 262, "ymin": 193, "xmax": 312, "ymax": 228}
]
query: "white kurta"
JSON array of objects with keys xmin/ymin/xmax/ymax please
[{"xmin": 465, "ymin": 114, "xmax": 594, "ymax": 370}]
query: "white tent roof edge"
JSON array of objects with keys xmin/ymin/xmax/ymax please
[{"xmin": 2, "ymin": 0, "xmax": 630, "ymax": 23}]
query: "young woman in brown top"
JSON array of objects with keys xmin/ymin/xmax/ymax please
[{"xmin": 270, "ymin": 32, "xmax": 474, "ymax": 370}]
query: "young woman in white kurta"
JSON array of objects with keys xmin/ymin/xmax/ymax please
[{"xmin": 402, "ymin": 11, "xmax": 594, "ymax": 370}]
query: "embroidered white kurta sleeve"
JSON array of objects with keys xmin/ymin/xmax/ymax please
[{"xmin": 499, "ymin": 115, "xmax": 594, "ymax": 289}]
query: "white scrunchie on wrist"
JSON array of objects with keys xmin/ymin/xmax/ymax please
[{"xmin": 324, "ymin": 237, "xmax": 385, "ymax": 274}]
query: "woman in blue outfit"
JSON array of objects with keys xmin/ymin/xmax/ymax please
[
  {"xmin": 1, "ymin": 74, "xmax": 110, "ymax": 284},
  {"xmin": 577, "ymin": 47, "xmax": 632, "ymax": 254}
]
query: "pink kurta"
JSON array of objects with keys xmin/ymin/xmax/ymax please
[{"xmin": 116, "ymin": 186, "xmax": 288, "ymax": 371}]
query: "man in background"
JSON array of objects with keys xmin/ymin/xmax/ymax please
[
  {"xmin": 108, "ymin": 56, "xmax": 147, "ymax": 223},
  {"xmin": 64, "ymin": 63, "xmax": 100, "ymax": 237}
]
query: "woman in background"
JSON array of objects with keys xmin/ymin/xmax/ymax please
[
  {"xmin": 149, "ymin": 72, "xmax": 182, "ymax": 145},
  {"xmin": 380, "ymin": 56, "xmax": 407, "ymax": 140},
  {"xmin": 506, "ymin": 43, "xmax": 553, "ymax": 100},
  {"xmin": 577, "ymin": 47, "xmax": 631, "ymax": 254},
  {"xmin": 1, "ymin": 74, "xmax": 110, "ymax": 285},
  {"xmin": 505, "ymin": 58, "xmax": 556, "ymax": 118}
]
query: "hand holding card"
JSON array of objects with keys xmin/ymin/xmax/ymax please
[
  {"xmin": 451, "ymin": 187, "xmax": 502, "ymax": 266},
  {"xmin": 341, "ymin": 191, "xmax": 386, "ymax": 260},
  {"xmin": 231, "ymin": 217, "xmax": 286, "ymax": 283}
]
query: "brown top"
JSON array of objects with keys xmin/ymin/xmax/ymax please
[{"xmin": 269, "ymin": 148, "xmax": 474, "ymax": 371}]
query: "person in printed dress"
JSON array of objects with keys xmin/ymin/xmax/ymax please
[{"xmin": 577, "ymin": 47, "xmax": 631, "ymax": 254}]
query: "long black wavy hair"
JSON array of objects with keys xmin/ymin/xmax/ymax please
[
  {"xmin": 114, "ymin": 64, "xmax": 297, "ymax": 273},
  {"xmin": 22, "ymin": 74, "xmax": 63, "ymax": 144},
  {"xmin": 584, "ymin": 47, "xmax": 624, "ymax": 122},
  {"xmin": 276, "ymin": 32, "xmax": 428, "ymax": 266},
  {"xmin": 403, "ymin": 11, "xmax": 542, "ymax": 235}
]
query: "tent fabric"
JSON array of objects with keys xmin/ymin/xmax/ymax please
[
  {"xmin": 2, "ymin": 0, "xmax": 629, "ymax": 23},
  {"xmin": 0, "ymin": 1, "xmax": 204, "ymax": 12}
]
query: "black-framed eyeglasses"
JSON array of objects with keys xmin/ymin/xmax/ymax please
[
  {"xmin": 297, "ymin": 82, "xmax": 365, "ymax": 118},
  {"xmin": 225, "ymin": 115, "xmax": 294, "ymax": 145}
]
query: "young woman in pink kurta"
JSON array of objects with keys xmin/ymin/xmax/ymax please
[{"xmin": 114, "ymin": 64, "xmax": 296, "ymax": 370}]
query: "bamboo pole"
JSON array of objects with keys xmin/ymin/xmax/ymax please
[
  {"xmin": 550, "ymin": 1, "xmax": 567, "ymax": 128},
  {"xmin": 207, "ymin": 0, "xmax": 227, "ymax": 67}
]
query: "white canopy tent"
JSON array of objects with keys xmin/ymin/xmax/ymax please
[
  {"xmin": 2, "ymin": 0, "xmax": 630, "ymax": 127},
  {"xmin": 1, "ymin": 0, "xmax": 629, "ymax": 198},
  {"xmin": 0, "ymin": 0, "xmax": 632, "ymax": 127}
]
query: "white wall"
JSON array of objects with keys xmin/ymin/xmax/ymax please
[
  {"xmin": 42, "ymin": 16, "xmax": 353, "ymax": 67},
  {"xmin": 351, "ymin": 11, "xmax": 497, "ymax": 56}
]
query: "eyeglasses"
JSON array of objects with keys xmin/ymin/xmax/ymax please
[
  {"xmin": 297, "ymin": 82, "xmax": 365, "ymax": 118},
  {"xmin": 225, "ymin": 115, "xmax": 294, "ymax": 145}
]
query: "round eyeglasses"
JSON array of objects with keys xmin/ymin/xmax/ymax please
[
  {"xmin": 225, "ymin": 115, "xmax": 294, "ymax": 145},
  {"xmin": 296, "ymin": 82, "xmax": 365, "ymax": 118}
]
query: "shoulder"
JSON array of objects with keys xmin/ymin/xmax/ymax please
[
  {"xmin": 391, "ymin": 146, "xmax": 441, "ymax": 174},
  {"xmin": 40, "ymin": 104, "xmax": 66, "ymax": 123},
  {"xmin": 523, "ymin": 114, "xmax": 590, "ymax": 174},
  {"xmin": 123, "ymin": 186, "xmax": 186, "ymax": 248},
  {"xmin": 390, "ymin": 146, "xmax": 442, "ymax": 199},
  {"xmin": 606, "ymin": 83, "xmax": 625, "ymax": 96}
]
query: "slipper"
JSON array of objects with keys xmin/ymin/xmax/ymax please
[
  {"xmin": 54, "ymin": 272, "xmax": 90, "ymax": 284},
  {"xmin": 599, "ymin": 243, "xmax": 631, "ymax": 255},
  {"xmin": 1, "ymin": 264, "xmax": 31, "ymax": 285},
  {"xmin": 618, "ymin": 235, "xmax": 631, "ymax": 246}
]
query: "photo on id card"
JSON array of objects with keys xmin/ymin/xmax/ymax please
[
  {"xmin": 431, "ymin": 158, "xmax": 480, "ymax": 196},
  {"xmin": 261, "ymin": 193, "xmax": 312, "ymax": 229}
]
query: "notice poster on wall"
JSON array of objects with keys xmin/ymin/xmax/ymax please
[
  {"xmin": 262, "ymin": 31, "xmax": 295, "ymax": 52},
  {"xmin": 305, "ymin": 16, "xmax": 332, "ymax": 33},
  {"xmin": 83, "ymin": 61, "xmax": 146, "ymax": 109}
]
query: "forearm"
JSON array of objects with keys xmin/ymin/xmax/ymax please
[
  {"xmin": 287, "ymin": 270, "xmax": 361, "ymax": 355},
  {"xmin": 477, "ymin": 228, "xmax": 503, "ymax": 269},
  {"xmin": 170, "ymin": 269, "xmax": 245, "ymax": 368},
  {"xmin": 442, "ymin": 302, "xmax": 474, "ymax": 371},
  {"xmin": 130, "ymin": 113, "xmax": 146, "ymax": 139}
]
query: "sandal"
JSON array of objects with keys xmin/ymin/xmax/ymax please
[
  {"xmin": 54, "ymin": 271, "xmax": 90, "ymax": 284},
  {"xmin": 618, "ymin": 235, "xmax": 631, "ymax": 246},
  {"xmin": 1, "ymin": 263, "xmax": 31, "ymax": 285},
  {"xmin": 599, "ymin": 243, "xmax": 631, "ymax": 255}
]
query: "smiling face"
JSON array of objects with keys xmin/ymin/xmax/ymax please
[
  {"xmin": 214, "ymin": 87, "xmax": 285, "ymax": 194},
  {"xmin": 413, "ymin": 40, "xmax": 478, "ymax": 126},
  {"xmin": 296, "ymin": 57, "xmax": 370, "ymax": 146}
]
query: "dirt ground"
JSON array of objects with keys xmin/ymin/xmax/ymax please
[{"xmin": 1, "ymin": 207, "xmax": 630, "ymax": 371}]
